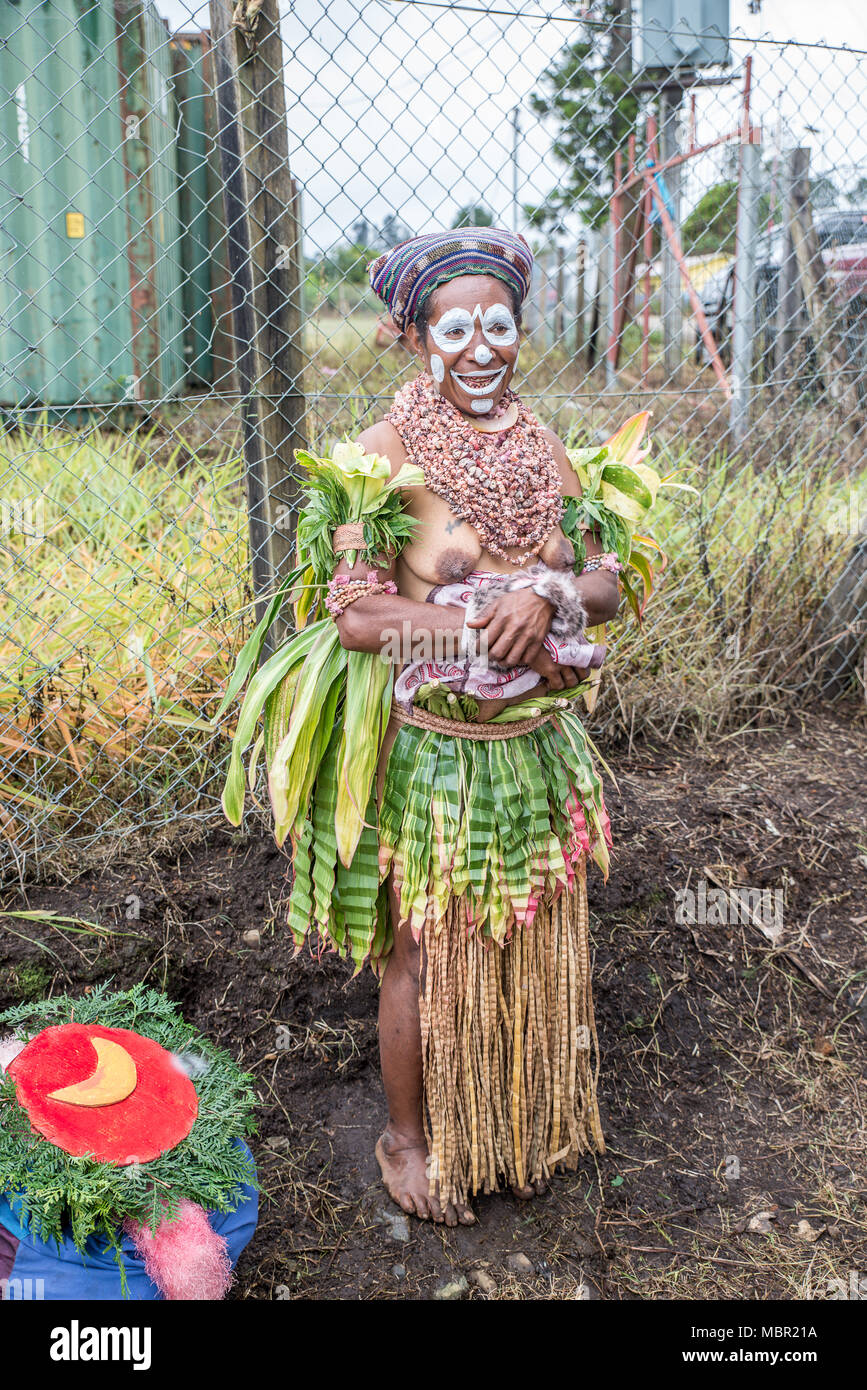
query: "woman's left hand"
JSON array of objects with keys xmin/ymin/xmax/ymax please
[{"xmin": 465, "ymin": 589, "xmax": 552, "ymax": 667}]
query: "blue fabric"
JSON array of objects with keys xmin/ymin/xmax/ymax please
[
  {"xmin": 647, "ymin": 164, "xmax": 676, "ymax": 226},
  {"xmin": 0, "ymin": 1140, "xmax": 258, "ymax": 1300}
]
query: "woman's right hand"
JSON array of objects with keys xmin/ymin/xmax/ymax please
[{"xmin": 527, "ymin": 647, "xmax": 587, "ymax": 692}]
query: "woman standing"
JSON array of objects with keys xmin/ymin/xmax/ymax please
[{"xmin": 325, "ymin": 229, "xmax": 620, "ymax": 1226}]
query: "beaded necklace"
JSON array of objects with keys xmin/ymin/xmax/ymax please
[{"xmin": 386, "ymin": 374, "xmax": 563, "ymax": 564}]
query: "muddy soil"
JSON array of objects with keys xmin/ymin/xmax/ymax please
[{"xmin": 1, "ymin": 708, "xmax": 865, "ymax": 1300}]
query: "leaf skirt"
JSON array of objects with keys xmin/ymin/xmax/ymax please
[{"xmin": 378, "ymin": 709, "xmax": 611, "ymax": 948}]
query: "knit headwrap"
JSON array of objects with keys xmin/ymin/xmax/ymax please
[{"xmin": 368, "ymin": 228, "xmax": 534, "ymax": 333}]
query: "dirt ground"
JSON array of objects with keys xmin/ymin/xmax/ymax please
[{"xmin": 1, "ymin": 707, "xmax": 865, "ymax": 1301}]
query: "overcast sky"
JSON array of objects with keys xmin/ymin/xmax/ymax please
[{"xmin": 158, "ymin": 1, "xmax": 867, "ymax": 252}]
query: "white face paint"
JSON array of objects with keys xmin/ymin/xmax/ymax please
[
  {"xmin": 479, "ymin": 302, "xmax": 519, "ymax": 348},
  {"xmin": 474, "ymin": 344, "xmax": 493, "ymax": 365},
  {"xmin": 448, "ymin": 363, "xmax": 508, "ymax": 399},
  {"xmin": 428, "ymin": 306, "xmax": 476, "ymax": 354},
  {"xmin": 428, "ymin": 302, "xmax": 519, "ymax": 354},
  {"xmin": 472, "ymin": 399, "xmax": 494, "ymax": 414},
  {"xmin": 430, "ymin": 352, "xmax": 445, "ymax": 384}
]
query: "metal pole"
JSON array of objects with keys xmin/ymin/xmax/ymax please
[
  {"xmin": 606, "ymin": 150, "xmax": 623, "ymax": 388},
  {"xmin": 659, "ymin": 86, "xmax": 683, "ymax": 381},
  {"xmin": 729, "ymin": 136, "xmax": 762, "ymax": 443},
  {"xmin": 604, "ymin": 218, "xmax": 616, "ymax": 390},
  {"xmin": 511, "ymin": 105, "xmax": 520, "ymax": 234},
  {"xmin": 556, "ymin": 238, "xmax": 565, "ymax": 345},
  {"xmin": 575, "ymin": 236, "xmax": 586, "ymax": 360},
  {"xmin": 773, "ymin": 148, "xmax": 800, "ymax": 386},
  {"xmin": 641, "ymin": 177, "xmax": 652, "ymax": 388}
]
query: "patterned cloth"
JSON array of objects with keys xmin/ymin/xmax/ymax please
[
  {"xmin": 393, "ymin": 571, "xmax": 606, "ymax": 711},
  {"xmin": 368, "ymin": 228, "xmax": 534, "ymax": 332}
]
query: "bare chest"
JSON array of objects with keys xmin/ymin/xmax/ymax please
[{"xmin": 397, "ymin": 486, "xmax": 574, "ymax": 599}]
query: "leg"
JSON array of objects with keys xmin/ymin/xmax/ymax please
[{"xmin": 376, "ymin": 878, "xmax": 475, "ymax": 1226}]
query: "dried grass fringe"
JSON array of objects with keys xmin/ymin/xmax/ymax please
[{"xmin": 418, "ymin": 860, "xmax": 604, "ymax": 1208}]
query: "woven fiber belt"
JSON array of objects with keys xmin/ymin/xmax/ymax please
[{"xmin": 391, "ymin": 703, "xmax": 553, "ymax": 741}]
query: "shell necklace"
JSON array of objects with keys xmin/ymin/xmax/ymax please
[{"xmin": 387, "ymin": 373, "xmax": 562, "ymax": 563}]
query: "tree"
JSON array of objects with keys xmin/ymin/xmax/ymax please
[
  {"xmin": 682, "ymin": 181, "xmax": 740, "ymax": 255},
  {"xmin": 378, "ymin": 215, "xmax": 411, "ymax": 247},
  {"xmin": 325, "ymin": 241, "xmax": 376, "ymax": 287},
  {"xmin": 810, "ymin": 174, "xmax": 838, "ymax": 210},
  {"xmin": 850, "ymin": 175, "xmax": 867, "ymax": 205},
  {"xmin": 451, "ymin": 204, "xmax": 494, "ymax": 229},
  {"xmin": 528, "ymin": 0, "xmax": 639, "ymax": 228}
]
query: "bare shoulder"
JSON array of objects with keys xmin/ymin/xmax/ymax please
[
  {"xmin": 544, "ymin": 426, "xmax": 581, "ymax": 498},
  {"xmin": 357, "ymin": 419, "xmax": 410, "ymax": 480}
]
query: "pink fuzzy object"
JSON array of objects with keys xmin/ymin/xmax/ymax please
[
  {"xmin": 0, "ymin": 1034, "xmax": 25, "ymax": 1074},
  {"xmin": 125, "ymin": 1200, "xmax": 233, "ymax": 1300}
]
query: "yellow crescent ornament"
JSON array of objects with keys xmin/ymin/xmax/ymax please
[{"xmin": 47, "ymin": 1037, "xmax": 138, "ymax": 1107}]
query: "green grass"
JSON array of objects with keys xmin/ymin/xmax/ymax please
[
  {"xmin": 0, "ymin": 421, "xmax": 249, "ymax": 843},
  {"xmin": 0, "ymin": 409, "xmax": 863, "ymax": 860}
]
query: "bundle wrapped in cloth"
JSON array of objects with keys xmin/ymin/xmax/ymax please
[{"xmin": 395, "ymin": 563, "xmax": 607, "ymax": 710}]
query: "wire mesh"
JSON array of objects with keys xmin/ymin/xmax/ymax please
[{"xmin": 1, "ymin": 0, "xmax": 866, "ymax": 878}]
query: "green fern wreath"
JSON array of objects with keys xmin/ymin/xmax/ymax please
[{"xmin": 0, "ymin": 983, "xmax": 257, "ymax": 1263}]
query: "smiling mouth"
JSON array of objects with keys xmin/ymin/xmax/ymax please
[{"xmin": 450, "ymin": 365, "xmax": 507, "ymax": 396}]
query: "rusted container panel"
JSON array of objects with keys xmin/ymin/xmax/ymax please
[
  {"xmin": 170, "ymin": 30, "xmax": 236, "ymax": 391},
  {"xmin": 0, "ymin": 0, "xmax": 185, "ymax": 411}
]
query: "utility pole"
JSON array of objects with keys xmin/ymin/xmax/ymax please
[
  {"xmin": 729, "ymin": 133, "xmax": 762, "ymax": 443},
  {"xmin": 575, "ymin": 235, "xmax": 586, "ymax": 360},
  {"xmin": 659, "ymin": 85, "xmax": 683, "ymax": 381}
]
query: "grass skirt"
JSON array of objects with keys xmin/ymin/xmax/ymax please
[
  {"xmin": 420, "ymin": 865, "xmax": 603, "ymax": 1205},
  {"xmin": 379, "ymin": 710, "xmax": 610, "ymax": 1205}
]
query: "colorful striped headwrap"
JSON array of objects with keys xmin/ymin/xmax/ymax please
[{"xmin": 368, "ymin": 228, "xmax": 534, "ymax": 333}]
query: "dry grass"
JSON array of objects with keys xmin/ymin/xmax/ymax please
[{"xmin": 1, "ymin": 337, "xmax": 865, "ymax": 870}]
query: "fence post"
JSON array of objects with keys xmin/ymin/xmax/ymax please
[
  {"xmin": 209, "ymin": 0, "xmax": 305, "ymax": 642},
  {"xmin": 729, "ymin": 135, "xmax": 762, "ymax": 444},
  {"xmin": 555, "ymin": 240, "xmax": 565, "ymax": 346},
  {"xmin": 659, "ymin": 87, "xmax": 682, "ymax": 382},
  {"xmin": 773, "ymin": 149, "xmax": 800, "ymax": 385},
  {"xmin": 787, "ymin": 147, "xmax": 859, "ymax": 438},
  {"xmin": 575, "ymin": 237, "xmax": 586, "ymax": 360}
]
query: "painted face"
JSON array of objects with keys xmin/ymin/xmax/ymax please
[
  {"xmin": 428, "ymin": 303, "xmax": 519, "ymax": 355},
  {"xmin": 418, "ymin": 276, "xmax": 521, "ymax": 417}
]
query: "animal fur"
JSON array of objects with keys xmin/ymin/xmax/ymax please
[
  {"xmin": 463, "ymin": 563, "xmax": 603, "ymax": 672},
  {"xmin": 0, "ymin": 1034, "xmax": 25, "ymax": 1075}
]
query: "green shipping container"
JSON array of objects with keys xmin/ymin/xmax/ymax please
[
  {"xmin": 0, "ymin": 0, "xmax": 185, "ymax": 412},
  {"xmin": 170, "ymin": 31, "xmax": 235, "ymax": 391}
]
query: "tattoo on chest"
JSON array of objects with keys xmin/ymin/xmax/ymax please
[{"xmin": 445, "ymin": 518, "xmax": 461, "ymax": 534}]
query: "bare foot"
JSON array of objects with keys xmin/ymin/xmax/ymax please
[
  {"xmin": 511, "ymin": 1178, "xmax": 548, "ymax": 1200},
  {"xmin": 376, "ymin": 1129, "xmax": 476, "ymax": 1227}
]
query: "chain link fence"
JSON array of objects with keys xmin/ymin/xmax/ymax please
[{"xmin": 1, "ymin": 0, "xmax": 866, "ymax": 879}]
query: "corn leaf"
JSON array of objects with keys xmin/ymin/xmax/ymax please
[
  {"xmin": 335, "ymin": 650, "xmax": 392, "ymax": 866},
  {"xmin": 212, "ymin": 562, "xmax": 304, "ymax": 723},
  {"xmin": 268, "ymin": 629, "xmax": 346, "ymax": 846},
  {"xmin": 220, "ymin": 623, "xmax": 323, "ymax": 825}
]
